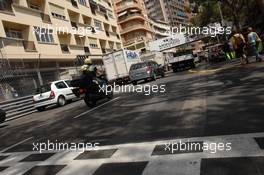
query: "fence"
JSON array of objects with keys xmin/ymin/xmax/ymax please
[{"xmin": 0, "ymin": 58, "xmax": 81, "ymax": 102}]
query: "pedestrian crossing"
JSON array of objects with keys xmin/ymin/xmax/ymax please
[{"xmin": 0, "ymin": 132, "xmax": 264, "ymax": 175}]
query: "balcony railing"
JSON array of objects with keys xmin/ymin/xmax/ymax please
[
  {"xmin": 120, "ymin": 24, "xmax": 150, "ymax": 34},
  {"xmin": 118, "ymin": 13, "xmax": 144, "ymax": 23},
  {"xmin": 0, "ymin": 37, "xmax": 37, "ymax": 52},
  {"xmin": 116, "ymin": 2, "xmax": 141, "ymax": 13},
  {"xmin": 60, "ymin": 44, "xmax": 70, "ymax": 53}
]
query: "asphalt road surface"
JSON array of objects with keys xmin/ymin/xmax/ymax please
[{"xmin": 0, "ymin": 57, "xmax": 264, "ymax": 175}]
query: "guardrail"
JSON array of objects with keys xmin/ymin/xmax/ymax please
[{"xmin": 0, "ymin": 96, "xmax": 37, "ymax": 121}]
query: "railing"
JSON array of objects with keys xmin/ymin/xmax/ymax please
[
  {"xmin": 116, "ymin": 2, "xmax": 141, "ymax": 12},
  {"xmin": 0, "ymin": 37, "xmax": 36, "ymax": 52},
  {"xmin": 120, "ymin": 24, "xmax": 149, "ymax": 34},
  {"xmin": 118, "ymin": 13, "xmax": 144, "ymax": 23}
]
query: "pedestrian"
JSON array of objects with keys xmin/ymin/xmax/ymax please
[
  {"xmin": 230, "ymin": 31, "xmax": 249, "ymax": 65},
  {"xmin": 223, "ymin": 41, "xmax": 232, "ymax": 61},
  {"xmin": 247, "ymin": 27, "xmax": 262, "ymax": 62}
]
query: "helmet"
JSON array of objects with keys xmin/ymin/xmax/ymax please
[
  {"xmin": 81, "ymin": 65, "xmax": 89, "ymax": 71},
  {"xmin": 84, "ymin": 58, "xmax": 92, "ymax": 65}
]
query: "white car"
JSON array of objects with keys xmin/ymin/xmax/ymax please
[{"xmin": 33, "ymin": 80, "xmax": 76, "ymax": 111}]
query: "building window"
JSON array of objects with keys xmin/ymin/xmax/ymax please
[
  {"xmin": 34, "ymin": 27, "xmax": 54, "ymax": 43},
  {"xmin": 49, "ymin": 3, "xmax": 66, "ymax": 20},
  {"xmin": 5, "ymin": 29, "xmax": 23, "ymax": 39},
  {"xmin": 0, "ymin": 0, "xmax": 12, "ymax": 12},
  {"xmin": 94, "ymin": 20, "xmax": 103, "ymax": 30},
  {"xmin": 116, "ymin": 43, "xmax": 121, "ymax": 49},
  {"xmin": 78, "ymin": 0, "xmax": 87, "ymax": 6},
  {"xmin": 107, "ymin": 10, "xmax": 114, "ymax": 19},
  {"xmin": 89, "ymin": 37, "xmax": 98, "ymax": 48}
]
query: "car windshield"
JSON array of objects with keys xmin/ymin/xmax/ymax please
[
  {"xmin": 130, "ymin": 63, "xmax": 147, "ymax": 70},
  {"xmin": 35, "ymin": 84, "xmax": 51, "ymax": 94}
]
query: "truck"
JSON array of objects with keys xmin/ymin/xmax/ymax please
[
  {"xmin": 140, "ymin": 51, "xmax": 166, "ymax": 66},
  {"xmin": 102, "ymin": 49, "xmax": 140, "ymax": 84},
  {"xmin": 168, "ymin": 49, "xmax": 195, "ymax": 72}
]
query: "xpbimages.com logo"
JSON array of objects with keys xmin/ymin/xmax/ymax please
[{"xmin": 99, "ymin": 83, "xmax": 166, "ymax": 96}]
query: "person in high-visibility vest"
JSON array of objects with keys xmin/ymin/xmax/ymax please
[
  {"xmin": 230, "ymin": 32, "xmax": 248, "ymax": 65},
  {"xmin": 247, "ymin": 27, "xmax": 262, "ymax": 62}
]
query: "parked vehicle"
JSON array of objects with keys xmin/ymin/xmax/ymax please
[
  {"xmin": 129, "ymin": 61, "xmax": 165, "ymax": 85},
  {"xmin": 103, "ymin": 49, "xmax": 140, "ymax": 85},
  {"xmin": 0, "ymin": 108, "xmax": 6, "ymax": 123},
  {"xmin": 140, "ymin": 51, "xmax": 166, "ymax": 66},
  {"xmin": 169, "ymin": 49, "xmax": 195, "ymax": 72},
  {"xmin": 33, "ymin": 80, "xmax": 76, "ymax": 111},
  {"xmin": 71, "ymin": 76, "xmax": 113, "ymax": 107}
]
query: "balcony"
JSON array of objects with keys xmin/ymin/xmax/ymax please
[
  {"xmin": 118, "ymin": 13, "xmax": 145, "ymax": 23},
  {"xmin": 120, "ymin": 24, "xmax": 151, "ymax": 34},
  {"xmin": 0, "ymin": 37, "xmax": 37, "ymax": 52},
  {"xmin": 116, "ymin": 1, "xmax": 142, "ymax": 13}
]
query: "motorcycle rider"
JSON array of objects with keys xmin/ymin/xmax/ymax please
[{"xmin": 80, "ymin": 58, "xmax": 98, "ymax": 93}]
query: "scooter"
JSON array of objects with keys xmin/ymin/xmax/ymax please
[{"xmin": 71, "ymin": 76, "xmax": 113, "ymax": 107}]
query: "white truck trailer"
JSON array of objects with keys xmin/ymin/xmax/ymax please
[{"xmin": 102, "ymin": 49, "xmax": 140, "ymax": 84}]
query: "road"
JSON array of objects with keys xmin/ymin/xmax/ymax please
[{"xmin": 0, "ymin": 58, "xmax": 264, "ymax": 175}]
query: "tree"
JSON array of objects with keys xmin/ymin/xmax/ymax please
[{"xmin": 191, "ymin": 0, "xmax": 262, "ymax": 31}]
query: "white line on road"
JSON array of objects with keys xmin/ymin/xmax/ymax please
[
  {"xmin": 74, "ymin": 97, "xmax": 121, "ymax": 119},
  {"xmin": 0, "ymin": 137, "xmax": 33, "ymax": 153}
]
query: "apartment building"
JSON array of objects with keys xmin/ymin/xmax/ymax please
[
  {"xmin": 149, "ymin": 19, "xmax": 170, "ymax": 40},
  {"xmin": 144, "ymin": 0, "xmax": 191, "ymax": 27},
  {"xmin": 112, "ymin": 0, "xmax": 153, "ymax": 51},
  {"xmin": 0, "ymin": 0, "xmax": 122, "ymax": 99}
]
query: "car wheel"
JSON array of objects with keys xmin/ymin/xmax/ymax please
[
  {"xmin": 36, "ymin": 106, "xmax": 45, "ymax": 112},
  {"xmin": 57, "ymin": 96, "xmax": 66, "ymax": 107},
  {"xmin": 84, "ymin": 98, "xmax": 96, "ymax": 108}
]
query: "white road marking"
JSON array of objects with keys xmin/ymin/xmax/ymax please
[
  {"xmin": 0, "ymin": 137, "xmax": 33, "ymax": 153},
  {"xmin": 74, "ymin": 97, "xmax": 120, "ymax": 119}
]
